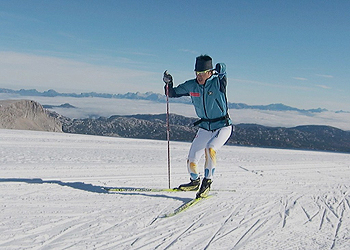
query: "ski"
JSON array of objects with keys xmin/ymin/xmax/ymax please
[
  {"xmin": 104, "ymin": 187, "xmax": 235, "ymax": 193},
  {"xmin": 161, "ymin": 195, "xmax": 212, "ymax": 218},
  {"xmin": 104, "ymin": 187, "xmax": 184, "ymax": 192}
]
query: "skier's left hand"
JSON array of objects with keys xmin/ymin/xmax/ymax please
[
  {"xmin": 163, "ymin": 70, "xmax": 173, "ymax": 85},
  {"xmin": 214, "ymin": 63, "xmax": 226, "ymax": 77}
]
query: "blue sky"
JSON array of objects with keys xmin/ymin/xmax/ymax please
[{"xmin": 0, "ymin": 0, "xmax": 349, "ymax": 111}]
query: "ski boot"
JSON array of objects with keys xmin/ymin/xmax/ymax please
[
  {"xmin": 177, "ymin": 178, "xmax": 200, "ymax": 191},
  {"xmin": 196, "ymin": 178, "xmax": 212, "ymax": 199}
]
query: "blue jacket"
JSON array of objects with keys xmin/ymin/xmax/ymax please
[{"xmin": 167, "ymin": 63, "xmax": 232, "ymax": 131}]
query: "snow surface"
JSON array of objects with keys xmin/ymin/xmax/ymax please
[{"xmin": 1, "ymin": 129, "xmax": 350, "ymax": 250}]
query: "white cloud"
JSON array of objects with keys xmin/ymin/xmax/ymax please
[
  {"xmin": 293, "ymin": 77, "xmax": 308, "ymax": 81},
  {"xmin": 316, "ymin": 74, "xmax": 333, "ymax": 78},
  {"xmin": 178, "ymin": 49, "xmax": 198, "ymax": 55},
  {"xmin": 0, "ymin": 51, "xmax": 158, "ymax": 94},
  {"xmin": 315, "ymin": 84, "xmax": 331, "ymax": 89}
]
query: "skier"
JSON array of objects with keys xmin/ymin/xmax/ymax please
[{"xmin": 163, "ymin": 54, "xmax": 233, "ymax": 198}]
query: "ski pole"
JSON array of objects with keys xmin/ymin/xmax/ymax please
[{"xmin": 166, "ymin": 82, "xmax": 171, "ymax": 189}]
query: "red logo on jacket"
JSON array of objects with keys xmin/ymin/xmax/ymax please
[{"xmin": 190, "ymin": 92, "xmax": 200, "ymax": 97}]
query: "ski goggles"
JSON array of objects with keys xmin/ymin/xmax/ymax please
[{"xmin": 195, "ymin": 69, "xmax": 212, "ymax": 75}]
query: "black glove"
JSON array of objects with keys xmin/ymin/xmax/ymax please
[
  {"xmin": 215, "ymin": 63, "xmax": 221, "ymax": 74},
  {"xmin": 215, "ymin": 63, "xmax": 226, "ymax": 76},
  {"xmin": 163, "ymin": 70, "xmax": 173, "ymax": 85}
]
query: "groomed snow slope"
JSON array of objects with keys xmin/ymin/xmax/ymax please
[{"xmin": 1, "ymin": 129, "xmax": 349, "ymax": 250}]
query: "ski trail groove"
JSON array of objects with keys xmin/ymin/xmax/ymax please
[
  {"xmin": 319, "ymin": 208, "xmax": 327, "ymax": 231},
  {"xmin": 281, "ymin": 198, "xmax": 289, "ymax": 228},
  {"xmin": 161, "ymin": 212, "xmax": 207, "ymax": 250},
  {"xmin": 203, "ymin": 207, "xmax": 238, "ymax": 250},
  {"xmin": 330, "ymin": 200, "xmax": 346, "ymax": 249},
  {"xmin": 300, "ymin": 204, "xmax": 311, "ymax": 222},
  {"xmin": 232, "ymin": 219, "xmax": 261, "ymax": 249}
]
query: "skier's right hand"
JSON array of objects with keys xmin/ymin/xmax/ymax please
[{"xmin": 163, "ymin": 70, "xmax": 173, "ymax": 85}]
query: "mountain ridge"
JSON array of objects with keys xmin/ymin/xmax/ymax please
[
  {"xmin": 0, "ymin": 87, "xmax": 332, "ymax": 113},
  {"xmin": 52, "ymin": 112, "xmax": 350, "ymax": 153},
  {"xmin": 0, "ymin": 98, "xmax": 348, "ymax": 153}
]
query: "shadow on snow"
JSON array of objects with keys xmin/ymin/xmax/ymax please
[{"xmin": 0, "ymin": 178, "xmax": 190, "ymax": 202}]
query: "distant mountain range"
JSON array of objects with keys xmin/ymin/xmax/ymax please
[
  {"xmin": 2, "ymin": 98, "xmax": 349, "ymax": 153},
  {"xmin": 42, "ymin": 103, "xmax": 77, "ymax": 109},
  {"xmin": 0, "ymin": 87, "xmax": 335, "ymax": 113}
]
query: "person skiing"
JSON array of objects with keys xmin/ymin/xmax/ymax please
[{"xmin": 163, "ymin": 54, "xmax": 233, "ymax": 198}]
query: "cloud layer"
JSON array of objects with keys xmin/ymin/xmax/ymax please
[{"xmin": 0, "ymin": 51, "xmax": 158, "ymax": 93}]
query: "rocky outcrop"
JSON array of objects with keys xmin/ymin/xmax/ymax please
[{"xmin": 0, "ymin": 99, "xmax": 62, "ymax": 132}]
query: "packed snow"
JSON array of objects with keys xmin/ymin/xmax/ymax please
[{"xmin": 1, "ymin": 129, "xmax": 350, "ymax": 249}]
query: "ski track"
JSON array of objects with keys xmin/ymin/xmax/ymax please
[{"xmin": 1, "ymin": 129, "xmax": 350, "ymax": 249}]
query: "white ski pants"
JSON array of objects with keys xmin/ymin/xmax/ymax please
[{"xmin": 187, "ymin": 125, "xmax": 232, "ymax": 180}]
